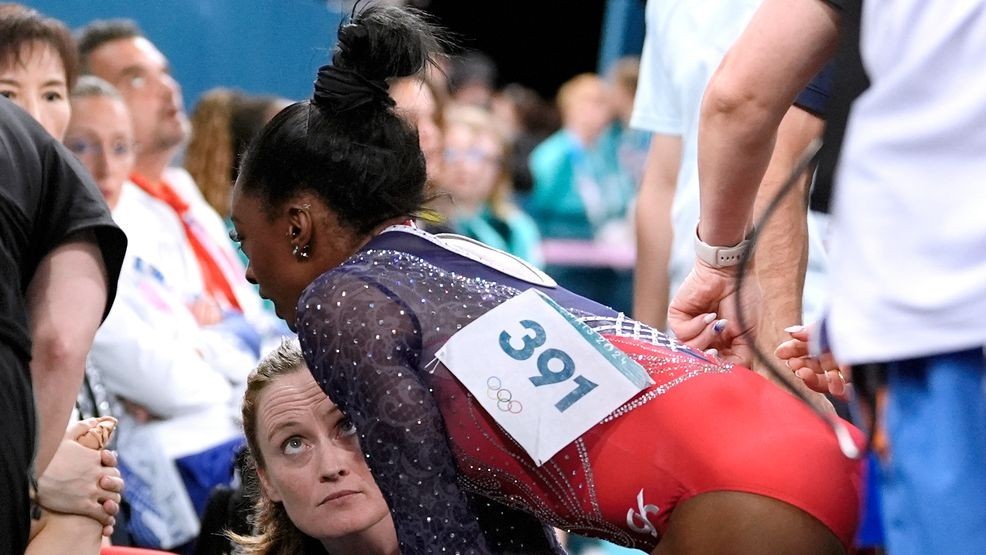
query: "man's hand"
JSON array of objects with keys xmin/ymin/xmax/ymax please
[{"xmin": 668, "ymin": 260, "xmax": 762, "ymax": 366}]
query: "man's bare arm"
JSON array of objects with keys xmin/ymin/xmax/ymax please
[
  {"xmin": 753, "ymin": 106, "xmax": 833, "ymax": 412},
  {"xmin": 698, "ymin": 0, "xmax": 839, "ymax": 247},
  {"xmin": 633, "ymin": 134, "xmax": 682, "ymax": 330},
  {"xmin": 28, "ymin": 231, "xmax": 108, "ymax": 475}
]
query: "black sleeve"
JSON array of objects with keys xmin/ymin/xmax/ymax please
[
  {"xmin": 813, "ymin": 0, "xmax": 869, "ymax": 213},
  {"xmin": 33, "ymin": 114, "xmax": 127, "ymax": 319},
  {"xmin": 0, "ymin": 99, "xmax": 126, "ymax": 355},
  {"xmin": 793, "ymin": 61, "xmax": 836, "ymax": 118}
]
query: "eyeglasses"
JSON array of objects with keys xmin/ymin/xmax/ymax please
[
  {"xmin": 64, "ymin": 138, "xmax": 136, "ymax": 159},
  {"xmin": 443, "ymin": 147, "xmax": 502, "ymax": 165}
]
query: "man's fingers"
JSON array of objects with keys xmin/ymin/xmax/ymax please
[
  {"xmin": 826, "ymin": 368, "xmax": 850, "ymax": 399},
  {"xmin": 64, "ymin": 419, "xmax": 96, "ymax": 440},
  {"xmin": 787, "ymin": 356, "xmax": 824, "ymax": 374}
]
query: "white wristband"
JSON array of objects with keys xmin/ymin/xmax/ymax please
[{"xmin": 694, "ymin": 225, "xmax": 751, "ymax": 268}]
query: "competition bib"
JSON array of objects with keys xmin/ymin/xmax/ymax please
[{"xmin": 436, "ymin": 289, "xmax": 653, "ymax": 465}]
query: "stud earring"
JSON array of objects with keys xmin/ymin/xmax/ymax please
[{"xmin": 292, "ymin": 244, "xmax": 311, "ymax": 260}]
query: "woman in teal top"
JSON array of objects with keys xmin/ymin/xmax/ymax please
[
  {"xmin": 526, "ymin": 73, "xmax": 637, "ymax": 313},
  {"xmin": 437, "ymin": 104, "xmax": 544, "ymax": 267}
]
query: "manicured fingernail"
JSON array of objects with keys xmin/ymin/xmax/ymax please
[
  {"xmin": 713, "ymin": 319, "xmax": 728, "ymax": 334},
  {"xmin": 784, "ymin": 325, "xmax": 805, "ymax": 333},
  {"xmin": 703, "ymin": 312, "xmax": 717, "ymax": 324},
  {"xmin": 705, "ymin": 348, "xmax": 718, "ymax": 357}
]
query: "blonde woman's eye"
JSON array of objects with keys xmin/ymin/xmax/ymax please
[
  {"xmin": 282, "ymin": 437, "xmax": 305, "ymax": 455},
  {"xmin": 338, "ymin": 418, "xmax": 357, "ymax": 437}
]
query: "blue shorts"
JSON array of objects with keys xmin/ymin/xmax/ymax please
[{"xmin": 880, "ymin": 347, "xmax": 986, "ymax": 554}]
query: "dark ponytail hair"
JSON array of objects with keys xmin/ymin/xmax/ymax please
[{"xmin": 237, "ymin": 4, "xmax": 446, "ymax": 235}]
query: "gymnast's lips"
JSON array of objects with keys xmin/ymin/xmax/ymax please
[{"xmin": 318, "ymin": 489, "xmax": 360, "ymax": 505}]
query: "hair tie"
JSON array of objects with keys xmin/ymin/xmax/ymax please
[{"xmin": 312, "ymin": 64, "xmax": 396, "ymax": 113}]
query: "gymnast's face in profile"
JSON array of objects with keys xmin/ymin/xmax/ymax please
[
  {"xmin": 255, "ymin": 368, "xmax": 393, "ymax": 544},
  {"xmin": 230, "ymin": 186, "xmax": 367, "ymax": 328}
]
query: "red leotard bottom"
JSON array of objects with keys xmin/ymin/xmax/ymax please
[{"xmin": 444, "ymin": 334, "xmax": 864, "ymax": 550}]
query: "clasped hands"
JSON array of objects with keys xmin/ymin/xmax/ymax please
[{"xmin": 37, "ymin": 416, "xmax": 124, "ymax": 537}]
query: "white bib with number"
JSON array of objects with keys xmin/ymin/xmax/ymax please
[{"xmin": 436, "ymin": 289, "xmax": 653, "ymax": 465}]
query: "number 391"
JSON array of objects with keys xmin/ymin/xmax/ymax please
[{"xmin": 499, "ymin": 320, "xmax": 598, "ymax": 412}]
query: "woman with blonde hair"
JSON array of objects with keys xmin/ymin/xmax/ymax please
[{"xmin": 231, "ymin": 341, "xmax": 397, "ymax": 555}]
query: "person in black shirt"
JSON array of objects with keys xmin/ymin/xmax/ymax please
[{"xmin": 0, "ymin": 95, "xmax": 126, "ymax": 554}]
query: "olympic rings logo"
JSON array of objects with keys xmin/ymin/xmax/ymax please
[{"xmin": 486, "ymin": 376, "xmax": 523, "ymax": 414}]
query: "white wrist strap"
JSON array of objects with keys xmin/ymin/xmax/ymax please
[{"xmin": 694, "ymin": 224, "xmax": 751, "ymax": 268}]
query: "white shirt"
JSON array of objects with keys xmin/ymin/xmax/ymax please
[
  {"xmin": 827, "ymin": 2, "xmax": 986, "ymax": 363},
  {"xmin": 631, "ymin": 0, "xmax": 830, "ymax": 322},
  {"xmin": 164, "ymin": 167, "xmax": 288, "ymax": 352},
  {"xmin": 90, "ymin": 183, "xmax": 250, "ymax": 458}
]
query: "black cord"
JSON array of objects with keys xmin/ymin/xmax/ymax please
[{"xmin": 732, "ymin": 138, "xmax": 864, "ymax": 459}]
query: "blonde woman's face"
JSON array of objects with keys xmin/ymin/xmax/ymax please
[
  {"xmin": 0, "ymin": 41, "xmax": 71, "ymax": 140},
  {"xmin": 439, "ymin": 123, "xmax": 502, "ymax": 210},
  {"xmin": 256, "ymin": 370, "xmax": 393, "ymax": 543}
]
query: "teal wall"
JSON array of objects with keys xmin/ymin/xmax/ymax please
[
  {"xmin": 24, "ymin": 0, "xmax": 344, "ymax": 111},
  {"xmin": 598, "ymin": 0, "xmax": 646, "ymax": 74}
]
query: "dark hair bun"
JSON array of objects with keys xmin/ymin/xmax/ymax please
[
  {"xmin": 238, "ymin": 3, "xmax": 447, "ymax": 236},
  {"xmin": 331, "ymin": 5, "xmax": 442, "ymax": 83}
]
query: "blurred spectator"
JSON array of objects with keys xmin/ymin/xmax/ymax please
[
  {"xmin": 67, "ymin": 77, "xmax": 249, "ymax": 550},
  {"xmin": 184, "ymin": 88, "xmax": 290, "ymax": 219},
  {"xmin": 491, "ymin": 83, "xmax": 559, "ymax": 194},
  {"xmin": 77, "ymin": 19, "xmax": 281, "ymax": 355},
  {"xmin": 390, "ymin": 73, "xmax": 454, "ymax": 232},
  {"xmin": 606, "ymin": 57, "xmax": 650, "ymax": 187},
  {"xmin": 390, "ymin": 76, "xmax": 444, "ymax": 186},
  {"xmin": 184, "ymin": 88, "xmax": 292, "ymax": 318},
  {"xmin": 436, "ymin": 103, "xmax": 542, "ymax": 265},
  {"xmin": 527, "ymin": 73, "xmax": 636, "ymax": 313},
  {"xmin": 447, "ymin": 50, "xmax": 497, "ymax": 108}
]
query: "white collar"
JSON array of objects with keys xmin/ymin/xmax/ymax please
[{"xmin": 377, "ymin": 225, "xmax": 557, "ymax": 288}]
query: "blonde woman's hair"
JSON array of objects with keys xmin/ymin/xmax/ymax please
[
  {"xmin": 186, "ymin": 89, "xmax": 289, "ymax": 217},
  {"xmin": 555, "ymin": 72, "xmax": 605, "ymax": 120},
  {"xmin": 228, "ymin": 340, "xmax": 321, "ymax": 555}
]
